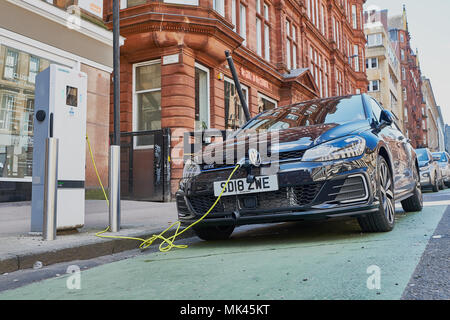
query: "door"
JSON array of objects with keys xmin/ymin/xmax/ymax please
[{"xmin": 368, "ymin": 98, "xmax": 409, "ymax": 194}]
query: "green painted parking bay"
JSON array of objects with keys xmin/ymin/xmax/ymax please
[{"xmin": 0, "ymin": 204, "xmax": 446, "ymax": 300}]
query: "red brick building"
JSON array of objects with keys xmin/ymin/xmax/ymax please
[
  {"xmin": 388, "ymin": 6, "xmax": 426, "ymax": 148},
  {"xmin": 103, "ymin": 0, "xmax": 368, "ymax": 196}
]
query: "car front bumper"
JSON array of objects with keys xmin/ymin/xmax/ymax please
[{"xmin": 177, "ymin": 154, "xmax": 379, "ymax": 227}]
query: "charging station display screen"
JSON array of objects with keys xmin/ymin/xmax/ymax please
[{"xmin": 66, "ymin": 86, "xmax": 78, "ymax": 107}]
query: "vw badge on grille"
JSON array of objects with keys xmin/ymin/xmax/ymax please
[{"xmin": 248, "ymin": 148, "xmax": 261, "ymax": 167}]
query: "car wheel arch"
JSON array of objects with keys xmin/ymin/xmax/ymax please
[{"xmin": 378, "ymin": 146, "xmax": 393, "ymax": 179}]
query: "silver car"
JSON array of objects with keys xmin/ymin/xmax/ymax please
[
  {"xmin": 416, "ymin": 148, "xmax": 441, "ymax": 192},
  {"xmin": 432, "ymin": 151, "xmax": 450, "ymax": 187}
]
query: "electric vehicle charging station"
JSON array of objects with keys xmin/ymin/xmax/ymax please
[{"xmin": 31, "ymin": 64, "xmax": 87, "ymax": 232}]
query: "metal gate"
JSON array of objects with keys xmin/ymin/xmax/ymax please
[{"xmin": 114, "ymin": 129, "xmax": 171, "ymax": 202}]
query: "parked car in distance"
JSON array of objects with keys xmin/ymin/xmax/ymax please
[
  {"xmin": 432, "ymin": 151, "xmax": 450, "ymax": 187},
  {"xmin": 177, "ymin": 94, "xmax": 423, "ymax": 240},
  {"xmin": 416, "ymin": 148, "xmax": 441, "ymax": 192}
]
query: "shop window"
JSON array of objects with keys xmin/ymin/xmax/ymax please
[
  {"xmin": 133, "ymin": 60, "xmax": 161, "ymax": 147},
  {"xmin": 0, "ymin": 45, "xmax": 52, "ymax": 180},
  {"xmin": 224, "ymin": 78, "xmax": 248, "ymax": 130},
  {"xmin": 258, "ymin": 93, "xmax": 277, "ymax": 113},
  {"xmin": 194, "ymin": 63, "xmax": 210, "ymax": 131}
]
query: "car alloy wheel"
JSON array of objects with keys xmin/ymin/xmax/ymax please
[
  {"xmin": 379, "ymin": 160, "xmax": 395, "ymax": 224},
  {"xmin": 357, "ymin": 156, "xmax": 396, "ymax": 232}
]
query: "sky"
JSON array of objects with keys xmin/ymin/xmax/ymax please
[{"xmin": 363, "ymin": 0, "xmax": 450, "ymax": 125}]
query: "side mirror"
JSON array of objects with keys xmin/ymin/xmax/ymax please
[{"xmin": 377, "ymin": 110, "xmax": 394, "ymax": 130}]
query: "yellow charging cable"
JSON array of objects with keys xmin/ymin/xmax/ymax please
[{"xmin": 86, "ymin": 134, "xmax": 240, "ymax": 252}]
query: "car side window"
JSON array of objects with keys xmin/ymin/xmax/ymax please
[{"xmin": 369, "ymin": 98, "xmax": 383, "ymax": 122}]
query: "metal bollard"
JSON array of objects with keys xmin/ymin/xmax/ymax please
[
  {"xmin": 109, "ymin": 145, "xmax": 121, "ymax": 232},
  {"xmin": 43, "ymin": 138, "xmax": 58, "ymax": 241}
]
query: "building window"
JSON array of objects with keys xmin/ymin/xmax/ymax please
[
  {"xmin": 321, "ymin": 4, "xmax": 326, "ymax": 36},
  {"xmin": 336, "ymin": 69, "xmax": 343, "ymax": 95},
  {"xmin": 256, "ymin": 17, "xmax": 262, "ymax": 56},
  {"xmin": 231, "ymin": 0, "xmax": 236, "ymax": 31},
  {"xmin": 366, "ymin": 57, "xmax": 378, "ymax": 69},
  {"xmin": 3, "ymin": 49, "xmax": 19, "ymax": 80},
  {"xmin": 353, "ymin": 45, "xmax": 359, "ymax": 71},
  {"xmin": 310, "ymin": 46, "xmax": 325, "ymax": 96},
  {"xmin": 256, "ymin": 1, "xmax": 270, "ymax": 61},
  {"xmin": 307, "ymin": 0, "xmax": 311, "ymax": 19},
  {"xmin": 240, "ymin": 3, "xmax": 247, "ymax": 45},
  {"xmin": 0, "ymin": 95, "xmax": 15, "ymax": 130},
  {"xmin": 324, "ymin": 59, "xmax": 329, "ymax": 97},
  {"xmin": 366, "ymin": 33, "xmax": 382, "ymax": 47},
  {"xmin": 224, "ymin": 77, "xmax": 248, "ymax": 129},
  {"xmin": 258, "ymin": 93, "xmax": 277, "ymax": 113},
  {"xmin": 213, "ymin": 0, "xmax": 224, "ymax": 16},
  {"xmin": 402, "ymin": 67, "xmax": 406, "ymax": 80},
  {"xmin": 403, "ymin": 87, "xmax": 407, "ymax": 101},
  {"xmin": 194, "ymin": 63, "xmax": 210, "ymax": 130},
  {"xmin": 285, "ymin": 19, "xmax": 298, "ymax": 70},
  {"xmin": 400, "ymin": 33, "xmax": 404, "ymax": 42},
  {"xmin": 368, "ymin": 80, "xmax": 380, "ymax": 92},
  {"xmin": 352, "ymin": 5, "xmax": 357, "ymax": 29},
  {"xmin": 133, "ymin": 60, "xmax": 161, "ymax": 147},
  {"xmin": 401, "ymin": 49, "xmax": 405, "ymax": 61},
  {"xmin": 28, "ymin": 56, "xmax": 40, "ymax": 84},
  {"xmin": 122, "ymin": 0, "xmax": 199, "ymax": 8}
]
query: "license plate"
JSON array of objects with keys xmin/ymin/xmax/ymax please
[{"xmin": 213, "ymin": 175, "xmax": 278, "ymax": 197}]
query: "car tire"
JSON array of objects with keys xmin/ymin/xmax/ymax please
[
  {"xmin": 432, "ymin": 172, "xmax": 439, "ymax": 192},
  {"xmin": 401, "ymin": 165, "xmax": 423, "ymax": 212},
  {"xmin": 357, "ymin": 156, "xmax": 395, "ymax": 232},
  {"xmin": 193, "ymin": 225, "xmax": 235, "ymax": 241}
]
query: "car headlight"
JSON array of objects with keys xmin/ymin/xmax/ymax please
[
  {"xmin": 420, "ymin": 164, "xmax": 430, "ymax": 171},
  {"xmin": 301, "ymin": 136, "xmax": 366, "ymax": 162},
  {"xmin": 182, "ymin": 159, "xmax": 201, "ymax": 179}
]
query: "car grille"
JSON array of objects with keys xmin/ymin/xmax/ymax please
[
  {"xmin": 325, "ymin": 175, "xmax": 367, "ymax": 203},
  {"xmin": 201, "ymin": 150, "xmax": 306, "ymax": 170},
  {"xmin": 187, "ymin": 183, "xmax": 323, "ymax": 215}
]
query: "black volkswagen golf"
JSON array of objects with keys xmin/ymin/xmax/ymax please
[{"xmin": 176, "ymin": 94, "xmax": 423, "ymax": 240}]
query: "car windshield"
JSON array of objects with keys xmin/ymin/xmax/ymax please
[
  {"xmin": 241, "ymin": 95, "xmax": 366, "ymax": 132},
  {"xmin": 416, "ymin": 149, "xmax": 429, "ymax": 162},
  {"xmin": 432, "ymin": 152, "xmax": 447, "ymax": 162}
]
